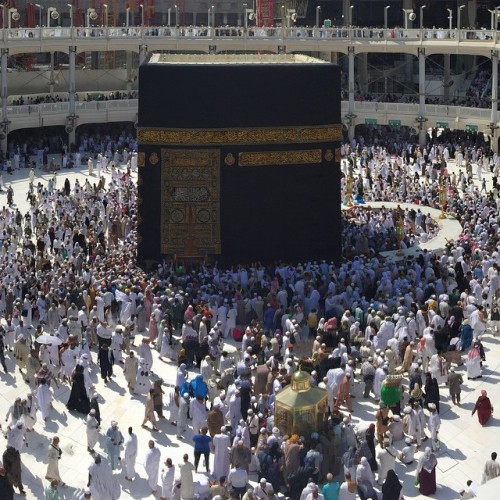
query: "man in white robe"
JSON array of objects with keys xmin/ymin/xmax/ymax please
[
  {"xmin": 144, "ymin": 440, "xmax": 161, "ymax": 495},
  {"xmin": 36, "ymin": 378, "xmax": 52, "ymax": 421},
  {"xmin": 376, "ymin": 439, "xmax": 396, "ymax": 485},
  {"xmin": 427, "ymin": 403, "xmax": 441, "ymax": 451},
  {"xmin": 22, "ymin": 394, "xmax": 37, "ymax": 432},
  {"xmin": 213, "ymin": 427, "xmax": 231, "ymax": 482},
  {"xmin": 161, "ymin": 458, "xmax": 176, "ymax": 500},
  {"xmin": 88, "ymin": 455, "xmax": 120, "ymax": 500},
  {"xmin": 177, "ymin": 393, "xmax": 189, "ymax": 439},
  {"xmin": 135, "ymin": 357, "xmax": 152, "ymax": 395},
  {"xmin": 226, "ymin": 391, "xmax": 242, "ymax": 431},
  {"xmin": 6, "ymin": 421, "xmax": 26, "ymax": 451},
  {"xmin": 190, "ymin": 396, "xmax": 208, "ymax": 434},
  {"xmin": 124, "ymin": 426, "xmax": 138, "ymax": 481},
  {"xmin": 138, "ymin": 337, "xmax": 154, "ymax": 371},
  {"xmin": 110, "ymin": 328, "xmax": 123, "ymax": 365},
  {"xmin": 326, "ymin": 366, "xmax": 345, "ymax": 411},
  {"xmin": 200, "ymin": 356, "xmax": 213, "ymax": 381},
  {"xmin": 124, "ymin": 351, "xmax": 139, "ymax": 390},
  {"xmin": 225, "ymin": 305, "xmax": 237, "ymax": 338},
  {"xmin": 403, "ymin": 405, "xmax": 424, "ymax": 446},
  {"xmin": 86, "ymin": 409, "xmax": 100, "ymax": 453},
  {"xmin": 482, "ymin": 452, "xmax": 500, "ymax": 483},
  {"xmin": 373, "ymin": 365, "xmax": 388, "ymax": 401},
  {"xmin": 60, "ymin": 345, "xmax": 79, "ymax": 380},
  {"xmin": 179, "ymin": 454, "xmax": 195, "ymax": 500}
]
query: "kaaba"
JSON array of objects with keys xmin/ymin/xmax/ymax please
[{"xmin": 136, "ymin": 54, "xmax": 342, "ymax": 268}]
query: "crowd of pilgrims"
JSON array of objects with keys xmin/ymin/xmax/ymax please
[{"xmin": 0, "ymin": 127, "xmax": 499, "ymax": 499}]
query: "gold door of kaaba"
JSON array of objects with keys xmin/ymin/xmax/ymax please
[{"xmin": 160, "ymin": 148, "xmax": 221, "ymax": 257}]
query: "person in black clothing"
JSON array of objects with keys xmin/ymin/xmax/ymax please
[
  {"xmin": 2, "ymin": 446, "xmax": 25, "ymax": 495},
  {"xmin": 381, "ymin": 469, "xmax": 403, "ymax": 500},
  {"xmin": 0, "ymin": 329, "xmax": 8, "ymax": 372},
  {"xmin": 90, "ymin": 395, "xmax": 101, "ymax": 426},
  {"xmin": 97, "ymin": 344, "xmax": 113, "ymax": 382},
  {"xmin": 6, "ymin": 185, "xmax": 13, "ymax": 206},
  {"xmin": 425, "ymin": 373, "xmax": 441, "ymax": 413},
  {"xmin": 66, "ymin": 364, "xmax": 90, "ymax": 414},
  {"xmin": 365, "ymin": 424, "xmax": 378, "ymax": 471},
  {"xmin": 0, "ymin": 464, "xmax": 14, "ymax": 500}
]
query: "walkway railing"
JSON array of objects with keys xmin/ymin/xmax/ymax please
[{"xmin": 1, "ymin": 26, "xmax": 499, "ymax": 43}]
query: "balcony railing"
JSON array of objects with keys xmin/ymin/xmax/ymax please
[{"xmin": 1, "ymin": 26, "xmax": 499, "ymax": 44}]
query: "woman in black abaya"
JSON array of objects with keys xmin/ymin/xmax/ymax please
[
  {"xmin": 66, "ymin": 364, "xmax": 90, "ymax": 414},
  {"xmin": 382, "ymin": 469, "xmax": 403, "ymax": 500}
]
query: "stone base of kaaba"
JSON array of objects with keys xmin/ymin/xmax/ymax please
[{"xmin": 136, "ymin": 54, "xmax": 342, "ymax": 267}]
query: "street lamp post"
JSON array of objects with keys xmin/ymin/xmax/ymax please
[
  {"xmin": 419, "ymin": 5, "xmax": 426, "ymax": 29},
  {"xmin": 316, "ymin": 6, "xmax": 321, "ymax": 27},
  {"xmin": 402, "ymin": 9, "xmax": 413, "ymax": 30},
  {"xmin": 457, "ymin": 4, "xmax": 465, "ymax": 30},
  {"xmin": 349, "ymin": 4, "xmax": 354, "ymax": 25},
  {"xmin": 86, "ymin": 8, "xmax": 96, "ymax": 27},
  {"xmin": 488, "ymin": 9, "xmax": 496, "ymax": 30},
  {"xmin": 8, "ymin": 8, "xmax": 18, "ymax": 30},
  {"xmin": 244, "ymin": 7, "xmax": 254, "ymax": 31},
  {"xmin": 140, "ymin": 4, "xmax": 144, "ymax": 27},
  {"xmin": 47, "ymin": 7, "xmax": 59, "ymax": 28},
  {"xmin": 103, "ymin": 4, "xmax": 108, "ymax": 27},
  {"xmin": 35, "ymin": 3, "xmax": 43, "ymax": 27},
  {"xmin": 384, "ymin": 5, "xmax": 390, "ymax": 29},
  {"xmin": 167, "ymin": 7, "xmax": 171, "ymax": 26},
  {"xmin": 67, "ymin": 3, "xmax": 73, "ymax": 28},
  {"xmin": 126, "ymin": 7, "xmax": 130, "ymax": 27},
  {"xmin": 447, "ymin": 8, "xmax": 452, "ymax": 30},
  {"xmin": 211, "ymin": 5, "xmax": 215, "ymax": 28},
  {"xmin": 174, "ymin": 4, "xmax": 179, "ymax": 27}
]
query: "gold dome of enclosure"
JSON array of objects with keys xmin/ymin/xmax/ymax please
[{"xmin": 275, "ymin": 371, "xmax": 328, "ymax": 438}]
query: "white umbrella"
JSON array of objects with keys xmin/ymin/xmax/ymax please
[{"xmin": 35, "ymin": 334, "xmax": 63, "ymax": 346}]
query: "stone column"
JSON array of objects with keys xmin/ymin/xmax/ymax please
[
  {"xmin": 139, "ymin": 43, "xmax": 148, "ymax": 65},
  {"xmin": 49, "ymin": 52, "xmax": 55, "ymax": 97},
  {"xmin": 491, "ymin": 50, "xmax": 498, "ymax": 152},
  {"xmin": 443, "ymin": 54, "xmax": 451, "ymax": 102},
  {"xmin": 342, "ymin": 0, "xmax": 350, "ymax": 26},
  {"xmin": 418, "ymin": 48, "xmax": 427, "ymax": 147},
  {"xmin": 348, "ymin": 46, "xmax": 356, "ymax": 141},
  {"xmin": 126, "ymin": 51, "xmax": 133, "ymax": 93},
  {"xmin": 68, "ymin": 46, "xmax": 77, "ymax": 147},
  {"xmin": 0, "ymin": 48, "xmax": 8, "ymax": 154},
  {"xmin": 1, "ymin": 48, "xmax": 8, "ymax": 120},
  {"xmin": 357, "ymin": 53, "xmax": 368, "ymax": 94},
  {"xmin": 467, "ymin": 0, "xmax": 477, "ymax": 28}
]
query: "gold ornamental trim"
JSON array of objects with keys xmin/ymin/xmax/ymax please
[
  {"xmin": 137, "ymin": 152, "xmax": 145, "ymax": 167},
  {"xmin": 137, "ymin": 124, "xmax": 342, "ymax": 146},
  {"xmin": 224, "ymin": 153, "xmax": 236, "ymax": 166},
  {"xmin": 335, "ymin": 148, "xmax": 342, "ymax": 162},
  {"xmin": 324, "ymin": 149, "xmax": 334, "ymax": 162},
  {"xmin": 149, "ymin": 151, "xmax": 159, "ymax": 165},
  {"xmin": 238, "ymin": 149, "xmax": 322, "ymax": 167}
]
